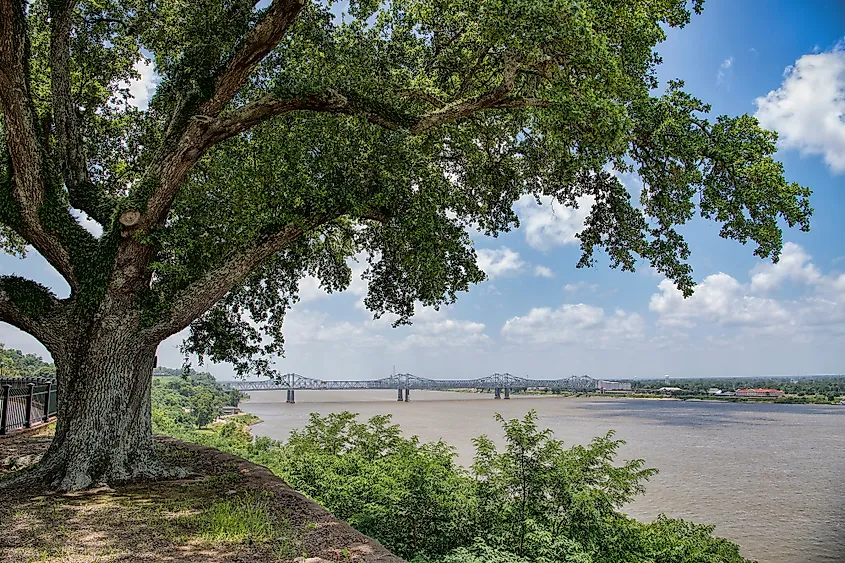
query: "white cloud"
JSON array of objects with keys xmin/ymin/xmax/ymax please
[
  {"xmin": 754, "ymin": 42, "xmax": 845, "ymax": 173},
  {"xmin": 750, "ymin": 242, "xmax": 823, "ymax": 292},
  {"xmin": 397, "ymin": 306, "xmax": 489, "ymax": 349},
  {"xmin": 476, "ymin": 247, "xmax": 525, "ymax": 279},
  {"xmin": 564, "ymin": 281, "xmax": 598, "ymax": 293},
  {"xmin": 650, "ymin": 243, "xmax": 845, "ymax": 332},
  {"xmin": 534, "ymin": 265, "xmax": 554, "ymax": 278},
  {"xmin": 649, "ymin": 273, "xmax": 790, "ymax": 329},
  {"xmin": 297, "ymin": 276, "xmax": 329, "ymax": 304},
  {"xmin": 284, "ymin": 310, "xmax": 386, "ymax": 347},
  {"xmin": 125, "ymin": 60, "xmax": 160, "ymax": 110},
  {"xmin": 501, "ymin": 303, "xmax": 645, "ymax": 346},
  {"xmin": 514, "ymin": 194, "xmax": 594, "ymax": 251},
  {"xmin": 717, "ymin": 56, "xmax": 734, "ymax": 84}
]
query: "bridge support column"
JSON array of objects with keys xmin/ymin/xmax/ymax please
[
  {"xmin": 504, "ymin": 387, "xmax": 510, "ymax": 399},
  {"xmin": 494, "ymin": 387, "xmax": 501, "ymax": 399},
  {"xmin": 397, "ymin": 388, "xmax": 403, "ymax": 401},
  {"xmin": 286, "ymin": 389, "xmax": 296, "ymax": 403},
  {"xmin": 404, "ymin": 388, "xmax": 410, "ymax": 402}
]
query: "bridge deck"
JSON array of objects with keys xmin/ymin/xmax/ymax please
[{"xmin": 221, "ymin": 373, "xmax": 599, "ymax": 392}]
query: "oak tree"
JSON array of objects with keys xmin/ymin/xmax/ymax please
[{"xmin": 0, "ymin": 0, "xmax": 811, "ymax": 489}]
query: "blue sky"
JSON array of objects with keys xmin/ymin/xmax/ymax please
[{"xmin": 2, "ymin": 0, "xmax": 844, "ymax": 380}]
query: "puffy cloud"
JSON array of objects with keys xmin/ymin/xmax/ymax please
[
  {"xmin": 650, "ymin": 243, "xmax": 845, "ymax": 332},
  {"xmin": 750, "ymin": 242, "xmax": 823, "ymax": 292},
  {"xmin": 649, "ymin": 273, "xmax": 790, "ymax": 328},
  {"xmin": 514, "ymin": 194, "xmax": 594, "ymax": 251},
  {"xmin": 284, "ymin": 310, "xmax": 386, "ymax": 347},
  {"xmin": 754, "ymin": 42, "xmax": 845, "ymax": 173},
  {"xmin": 297, "ymin": 253, "xmax": 371, "ymax": 306},
  {"xmin": 501, "ymin": 303, "xmax": 645, "ymax": 345},
  {"xmin": 534, "ymin": 265, "xmax": 555, "ymax": 278},
  {"xmin": 476, "ymin": 247, "xmax": 525, "ymax": 279},
  {"xmin": 564, "ymin": 281, "xmax": 598, "ymax": 293},
  {"xmin": 397, "ymin": 306, "xmax": 489, "ymax": 349}
]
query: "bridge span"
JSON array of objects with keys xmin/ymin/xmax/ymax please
[{"xmin": 220, "ymin": 373, "xmax": 600, "ymax": 403}]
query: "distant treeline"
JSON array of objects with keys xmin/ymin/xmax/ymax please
[
  {"xmin": 0, "ymin": 344, "xmax": 55, "ymax": 379},
  {"xmin": 152, "ymin": 370, "xmax": 246, "ymax": 430},
  {"xmin": 632, "ymin": 376, "xmax": 845, "ymax": 397}
]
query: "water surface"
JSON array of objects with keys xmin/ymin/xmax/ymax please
[{"xmin": 241, "ymin": 391, "xmax": 845, "ymax": 563}]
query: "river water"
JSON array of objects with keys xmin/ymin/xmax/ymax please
[{"xmin": 240, "ymin": 391, "xmax": 845, "ymax": 563}]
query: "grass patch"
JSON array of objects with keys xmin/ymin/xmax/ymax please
[{"xmin": 194, "ymin": 493, "xmax": 279, "ymax": 542}]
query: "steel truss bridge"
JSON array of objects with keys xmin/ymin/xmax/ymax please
[{"xmin": 220, "ymin": 373, "xmax": 599, "ymax": 403}]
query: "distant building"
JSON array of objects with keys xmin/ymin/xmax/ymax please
[
  {"xmin": 735, "ymin": 388, "xmax": 784, "ymax": 398},
  {"xmin": 658, "ymin": 387, "xmax": 683, "ymax": 393},
  {"xmin": 708, "ymin": 388, "xmax": 722, "ymax": 395},
  {"xmin": 221, "ymin": 406, "xmax": 242, "ymax": 415},
  {"xmin": 597, "ymin": 380, "xmax": 632, "ymax": 393}
]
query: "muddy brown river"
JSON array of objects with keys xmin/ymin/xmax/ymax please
[{"xmin": 240, "ymin": 391, "xmax": 845, "ymax": 563}]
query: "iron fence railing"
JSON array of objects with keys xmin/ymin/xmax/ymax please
[{"xmin": 0, "ymin": 377, "xmax": 57, "ymax": 435}]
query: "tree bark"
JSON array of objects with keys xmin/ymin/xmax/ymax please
[{"xmin": 33, "ymin": 324, "xmax": 183, "ymax": 491}]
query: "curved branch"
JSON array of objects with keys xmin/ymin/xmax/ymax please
[
  {"xmin": 197, "ymin": 0, "xmax": 307, "ymax": 118},
  {"xmin": 0, "ymin": 0, "xmax": 79, "ymax": 289},
  {"xmin": 49, "ymin": 0, "xmax": 114, "ymax": 225},
  {"xmin": 0, "ymin": 276, "xmax": 67, "ymax": 349},
  {"xmin": 197, "ymin": 87, "xmax": 549, "ymax": 156},
  {"xmin": 136, "ymin": 0, "xmax": 307, "ymax": 233},
  {"xmin": 145, "ymin": 215, "xmax": 328, "ymax": 341}
]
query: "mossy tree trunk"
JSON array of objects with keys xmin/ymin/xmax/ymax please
[{"xmin": 35, "ymin": 316, "xmax": 182, "ymax": 490}]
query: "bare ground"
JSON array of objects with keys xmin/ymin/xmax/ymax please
[{"xmin": 0, "ymin": 428, "xmax": 405, "ymax": 563}]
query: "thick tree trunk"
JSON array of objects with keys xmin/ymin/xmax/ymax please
[{"xmin": 33, "ymin": 326, "xmax": 183, "ymax": 490}]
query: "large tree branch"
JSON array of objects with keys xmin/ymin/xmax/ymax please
[
  {"xmin": 49, "ymin": 0, "xmax": 113, "ymax": 225},
  {"xmin": 135, "ymin": 0, "xmax": 306, "ymax": 233},
  {"xmin": 193, "ymin": 86, "xmax": 549, "ymax": 159},
  {"xmin": 0, "ymin": 0, "xmax": 79, "ymax": 289},
  {"xmin": 0, "ymin": 276, "xmax": 68, "ymax": 350},
  {"xmin": 144, "ymin": 217, "xmax": 326, "ymax": 341},
  {"xmin": 197, "ymin": 0, "xmax": 306, "ymax": 118}
]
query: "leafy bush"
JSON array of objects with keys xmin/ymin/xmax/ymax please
[{"xmin": 168, "ymin": 409, "xmax": 754, "ymax": 563}]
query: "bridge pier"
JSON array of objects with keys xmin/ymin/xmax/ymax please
[
  {"xmin": 404, "ymin": 388, "xmax": 410, "ymax": 402},
  {"xmin": 494, "ymin": 387, "xmax": 501, "ymax": 399},
  {"xmin": 286, "ymin": 388, "xmax": 295, "ymax": 404},
  {"xmin": 397, "ymin": 388, "xmax": 403, "ymax": 401},
  {"xmin": 504, "ymin": 387, "xmax": 510, "ymax": 399}
]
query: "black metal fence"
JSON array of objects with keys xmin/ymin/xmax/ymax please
[{"xmin": 0, "ymin": 377, "xmax": 57, "ymax": 435}]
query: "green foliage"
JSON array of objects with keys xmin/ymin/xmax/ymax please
[
  {"xmin": 1, "ymin": 0, "xmax": 812, "ymax": 381},
  {"xmin": 0, "ymin": 344, "xmax": 55, "ymax": 379},
  {"xmin": 150, "ymin": 368, "xmax": 244, "ymax": 431},
  {"xmin": 633, "ymin": 376, "xmax": 845, "ymax": 401},
  {"xmin": 169, "ymin": 409, "xmax": 753, "ymax": 563}
]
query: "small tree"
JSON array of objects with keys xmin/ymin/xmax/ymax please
[
  {"xmin": 190, "ymin": 389, "xmax": 217, "ymax": 428},
  {"xmin": 0, "ymin": 0, "xmax": 811, "ymax": 489}
]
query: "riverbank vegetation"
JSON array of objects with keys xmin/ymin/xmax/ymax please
[
  {"xmin": 150, "ymin": 370, "xmax": 247, "ymax": 431},
  {"xmin": 149, "ymin": 380, "xmax": 752, "ymax": 563},
  {"xmin": 631, "ymin": 376, "xmax": 845, "ymax": 404}
]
